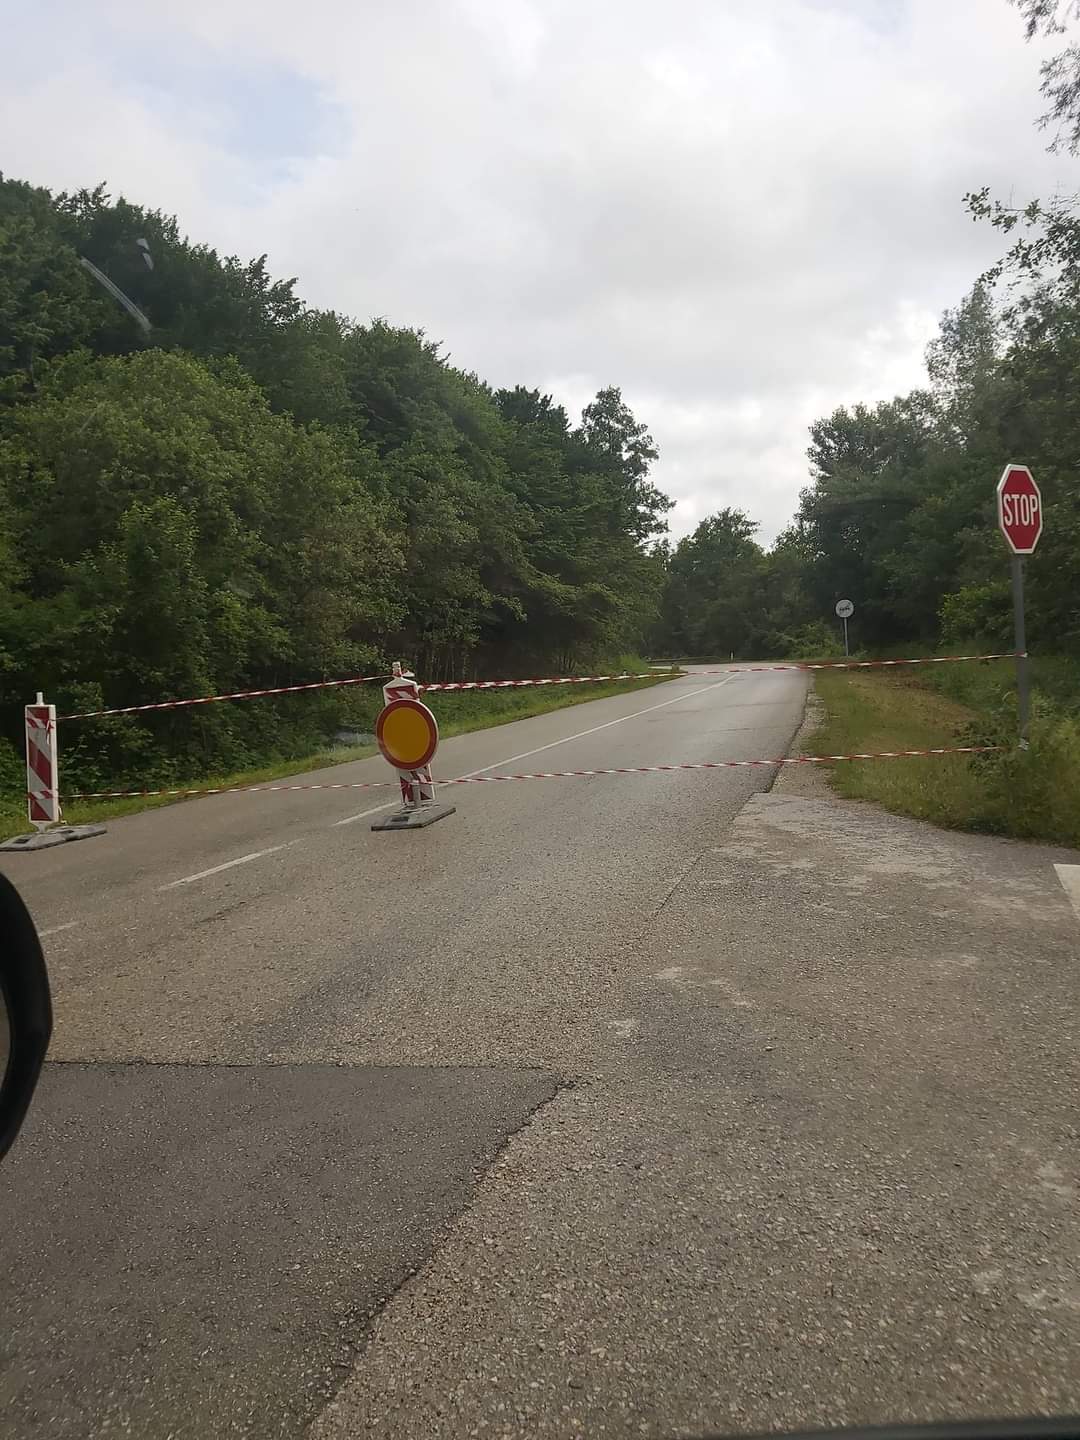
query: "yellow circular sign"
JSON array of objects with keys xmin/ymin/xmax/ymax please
[{"xmin": 376, "ymin": 698, "xmax": 439, "ymax": 770}]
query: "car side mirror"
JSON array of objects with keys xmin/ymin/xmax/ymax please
[{"xmin": 0, "ymin": 871, "xmax": 52, "ymax": 1162}]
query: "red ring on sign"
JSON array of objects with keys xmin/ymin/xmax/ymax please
[{"xmin": 375, "ymin": 698, "xmax": 439, "ymax": 771}]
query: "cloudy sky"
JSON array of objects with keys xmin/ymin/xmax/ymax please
[{"xmin": 4, "ymin": 0, "xmax": 1073, "ymax": 540}]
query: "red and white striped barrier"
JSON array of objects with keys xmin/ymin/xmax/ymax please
[
  {"xmin": 60, "ymin": 744, "xmax": 1006, "ymax": 801},
  {"xmin": 25, "ymin": 694, "xmax": 60, "ymax": 829},
  {"xmin": 0, "ymin": 690, "xmax": 107, "ymax": 850}
]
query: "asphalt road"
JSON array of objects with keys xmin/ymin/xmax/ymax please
[
  {"xmin": 4, "ymin": 667, "xmax": 1080, "ymax": 1439},
  {"xmin": 1, "ymin": 1064, "xmax": 556, "ymax": 1439},
  {"xmin": 0, "ymin": 667, "xmax": 810, "ymax": 1437}
]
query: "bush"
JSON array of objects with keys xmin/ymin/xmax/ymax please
[
  {"xmin": 0, "ymin": 735, "xmax": 22, "ymax": 799},
  {"xmin": 939, "ymin": 583, "xmax": 1013, "ymax": 651},
  {"xmin": 958, "ymin": 695, "xmax": 1080, "ymax": 846},
  {"xmin": 608, "ymin": 653, "xmax": 653, "ymax": 676}
]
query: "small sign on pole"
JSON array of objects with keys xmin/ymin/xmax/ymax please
[
  {"xmin": 835, "ymin": 598, "xmax": 855, "ymax": 656},
  {"xmin": 996, "ymin": 463, "xmax": 1042, "ymax": 746}
]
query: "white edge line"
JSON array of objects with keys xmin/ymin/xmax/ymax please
[
  {"xmin": 159, "ymin": 842, "xmax": 295, "ymax": 891},
  {"xmin": 39, "ymin": 921, "xmax": 79, "ymax": 938},
  {"xmin": 332, "ymin": 675, "xmax": 738, "ymax": 826},
  {"xmin": 332, "ymin": 800, "xmax": 398, "ymax": 826}
]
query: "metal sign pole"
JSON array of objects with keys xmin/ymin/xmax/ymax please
[
  {"xmin": 996, "ymin": 464, "xmax": 1041, "ymax": 751},
  {"xmin": 1011, "ymin": 553, "xmax": 1030, "ymax": 748},
  {"xmin": 842, "ymin": 616, "xmax": 849, "ymax": 657}
]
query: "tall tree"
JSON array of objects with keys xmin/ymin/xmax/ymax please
[
  {"xmin": 1011, "ymin": 0, "xmax": 1080, "ymax": 152},
  {"xmin": 577, "ymin": 386, "xmax": 671, "ymax": 543},
  {"xmin": 659, "ymin": 509, "xmax": 768, "ymax": 658},
  {"xmin": 0, "ymin": 172, "xmax": 679, "ymax": 798}
]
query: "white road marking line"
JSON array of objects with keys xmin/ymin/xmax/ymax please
[
  {"xmin": 333, "ymin": 675, "xmax": 739, "ymax": 826},
  {"xmin": 39, "ymin": 921, "xmax": 79, "ymax": 938},
  {"xmin": 332, "ymin": 801, "xmax": 397, "ymax": 827},
  {"xmin": 1054, "ymin": 864, "xmax": 1080, "ymax": 925},
  {"xmin": 159, "ymin": 842, "xmax": 295, "ymax": 891}
]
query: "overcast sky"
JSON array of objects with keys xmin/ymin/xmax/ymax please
[{"xmin": 4, "ymin": 0, "xmax": 1073, "ymax": 541}]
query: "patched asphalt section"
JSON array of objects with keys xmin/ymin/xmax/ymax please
[
  {"xmin": 0, "ymin": 1062, "xmax": 558, "ymax": 1438},
  {"xmin": 312, "ymin": 792, "xmax": 1080, "ymax": 1439}
]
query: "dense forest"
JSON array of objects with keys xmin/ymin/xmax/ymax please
[
  {"xmin": 0, "ymin": 176, "xmax": 674, "ymax": 789},
  {"xmin": 3, "ymin": 1, "xmax": 1080, "ymax": 797}
]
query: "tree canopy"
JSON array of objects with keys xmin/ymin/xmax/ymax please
[{"xmin": 0, "ymin": 174, "xmax": 674, "ymax": 784}]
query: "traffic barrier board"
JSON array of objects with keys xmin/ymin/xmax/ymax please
[{"xmin": 376, "ymin": 698, "xmax": 440, "ymax": 771}]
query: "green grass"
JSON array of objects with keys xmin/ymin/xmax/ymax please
[
  {"xmin": 810, "ymin": 661, "xmax": 1080, "ymax": 847},
  {"xmin": 927, "ymin": 650, "xmax": 1080, "ymax": 712},
  {"xmin": 0, "ymin": 740, "xmax": 381, "ymax": 836},
  {"xmin": 810, "ymin": 670, "xmax": 990, "ymax": 827},
  {"xmin": 0, "ymin": 669, "xmax": 676, "ymax": 838}
]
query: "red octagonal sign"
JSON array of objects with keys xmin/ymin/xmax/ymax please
[{"xmin": 997, "ymin": 463, "xmax": 1043, "ymax": 555}]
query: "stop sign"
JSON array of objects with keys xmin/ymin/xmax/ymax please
[{"xmin": 997, "ymin": 464, "xmax": 1043, "ymax": 555}]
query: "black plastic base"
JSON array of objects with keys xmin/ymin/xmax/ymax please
[
  {"xmin": 0, "ymin": 824, "xmax": 107, "ymax": 852},
  {"xmin": 370, "ymin": 804, "xmax": 456, "ymax": 832}
]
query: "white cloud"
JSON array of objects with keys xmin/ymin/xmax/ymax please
[{"xmin": 4, "ymin": 0, "xmax": 1074, "ymax": 541}]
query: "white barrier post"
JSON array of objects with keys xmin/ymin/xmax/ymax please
[
  {"xmin": 25, "ymin": 693, "xmax": 60, "ymax": 831},
  {"xmin": 0, "ymin": 691, "xmax": 107, "ymax": 851}
]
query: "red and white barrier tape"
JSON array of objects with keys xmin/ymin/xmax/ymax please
[
  {"xmin": 434, "ymin": 746, "xmax": 1005, "ymax": 782},
  {"xmin": 61, "ymin": 744, "xmax": 1005, "ymax": 800},
  {"xmin": 699, "ymin": 651, "xmax": 1023, "ymax": 674},
  {"xmin": 421, "ymin": 653, "xmax": 1021, "ymax": 689},
  {"xmin": 420, "ymin": 673, "xmax": 652, "ymax": 692},
  {"xmin": 57, "ymin": 669, "xmax": 652, "ymax": 719},
  {"xmin": 56, "ymin": 652, "xmax": 1022, "ymax": 720},
  {"xmin": 421, "ymin": 656, "xmax": 1009, "ymax": 690},
  {"xmin": 58, "ymin": 673, "xmax": 390, "ymax": 721}
]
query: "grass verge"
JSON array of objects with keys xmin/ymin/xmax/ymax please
[
  {"xmin": 0, "ymin": 671, "xmax": 675, "ymax": 838},
  {"xmin": 809, "ymin": 671, "xmax": 988, "ymax": 827},
  {"xmin": 809, "ymin": 663, "xmax": 1080, "ymax": 847}
]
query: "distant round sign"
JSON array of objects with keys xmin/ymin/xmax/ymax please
[
  {"xmin": 376, "ymin": 698, "xmax": 439, "ymax": 771},
  {"xmin": 835, "ymin": 599, "xmax": 855, "ymax": 619}
]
